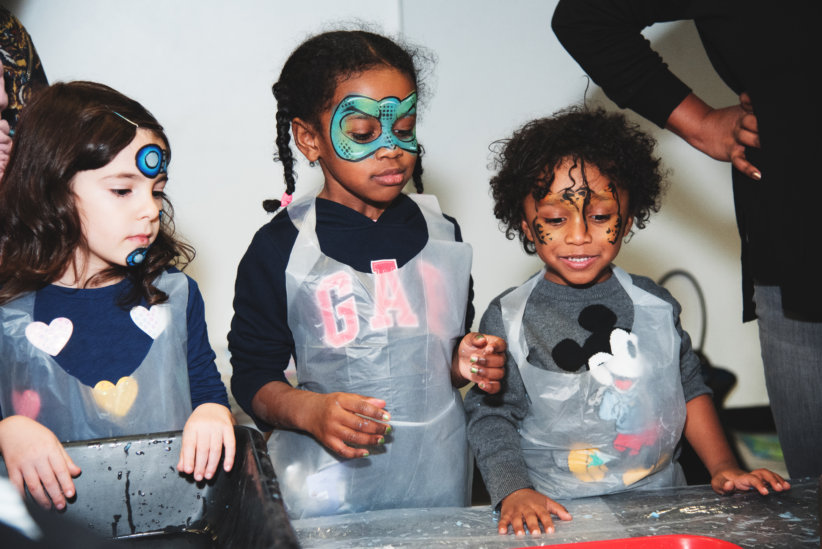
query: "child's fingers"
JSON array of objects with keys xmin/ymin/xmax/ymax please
[
  {"xmin": 508, "ymin": 513, "xmax": 530, "ymax": 537},
  {"xmin": 28, "ymin": 462, "xmax": 62, "ymax": 509},
  {"xmin": 483, "ymin": 333, "xmax": 507, "ymax": 353},
  {"xmin": 192, "ymin": 430, "xmax": 212, "ymax": 481},
  {"xmin": 549, "ymin": 501, "xmax": 573, "ymax": 522},
  {"xmin": 325, "ymin": 430, "xmax": 374, "ymax": 459},
  {"xmin": 201, "ymin": 431, "xmax": 224, "ymax": 481},
  {"xmin": 222, "ymin": 425, "xmax": 236, "ymax": 473},
  {"xmin": 469, "ymin": 363, "xmax": 505, "ymax": 382},
  {"xmin": 177, "ymin": 429, "xmax": 196, "ymax": 476},
  {"xmin": 343, "ymin": 394, "xmax": 390, "ymax": 422},
  {"xmin": 753, "ymin": 468, "xmax": 790, "ymax": 491},
  {"xmin": 525, "ymin": 511, "xmax": 548, "ymax": 536},
  {"xmin": 474, "ymin": 379, "xmax": 501, "ymax": 394},
  {"xmin": 49, "ymin": 451, "xmax": 78, "ymax": 501}
]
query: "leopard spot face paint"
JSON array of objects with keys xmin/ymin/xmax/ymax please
[{"xmin": 522, "ymin": 158, "xmax": 633, "ymax": 287}]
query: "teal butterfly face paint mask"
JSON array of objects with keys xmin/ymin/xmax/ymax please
[{"xmin": 330, "ymin": 91, "xmax": 418, "ymax": 161}]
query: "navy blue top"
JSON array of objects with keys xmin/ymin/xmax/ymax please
[
  {"xmin": 229, "ymin": 194, "xmax": 473, "ymax": 431},
  {"xmin": 0, "ymin": 270, "xmax": 229, "ymax": 417}
]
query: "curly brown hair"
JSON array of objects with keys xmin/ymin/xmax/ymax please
[
  {"xmin": 490, "ymin": 105, "xmax": 667, "ymax": 254},
  {"xmin": 0, "ymin": 81, "xmax": 193, "ymax": 306}
]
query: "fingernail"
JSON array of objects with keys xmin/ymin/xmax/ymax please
[
  {"xmin": 479, "ymin": 382, "xmax": 485, "ymax": 389},
  {"xmin": 362, "ymin": 451, "xmax": 370, "ymax": 458},
  {"xmin": 382, "ymin": 413, "xmax": 391, "ymax": 421},
  {"xmin": 476, "ymin": 334, "xmax": 486, "ymax": 341},
  {"xmin": 385, "ymin": 425, "xmax": 392, "ymax": 434},
  {"xmin": 470, "ymin": 356, "xmax": 478, "ymax": 364},
  {"xmin": 470, "ymin": 367, "xmax": 479, "ymax": 374},
  {"xmin": 378, "ymin": 436, "xmax": 385, "ymax": 444},
  {"xmin": 752, "ymin": 171, "xmax": 761, "ymax": 180}
]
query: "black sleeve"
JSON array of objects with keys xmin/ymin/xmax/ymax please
[
  {"xmin": 228, "ymin": 216, "xmax": 297, "ymax": 431},
  {"xmin": 551, "ymin": 0, "xmax": 697, "ymax": 128}
]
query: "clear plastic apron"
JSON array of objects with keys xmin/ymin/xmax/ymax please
[
  {"xmin": 501, "ymin": 266, "xmax": 687, "ymax": 499},
  {"xmin": 0, "ymin": 271, "xmax": 191, "ymax": 441},
  {"xmin": 270, "ymin": 193, "xmax": 472, "ymax": 518}
]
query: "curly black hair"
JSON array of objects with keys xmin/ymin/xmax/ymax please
[
  {"xmin": 490, "ymin": 105, "xmax": 667, "ymax": 254},
  {"xmin": 265, "ymin": 29, "xmax": 433, "ymax": 212}
]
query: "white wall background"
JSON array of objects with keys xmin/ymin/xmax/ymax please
[{"xmin": 6, "ymin": 0, "xmax": 767, "ymax": 408}]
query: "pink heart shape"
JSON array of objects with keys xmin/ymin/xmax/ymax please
[{"xmin": 12, "ymin": 389, "xmax": 41, "ymax": 419}]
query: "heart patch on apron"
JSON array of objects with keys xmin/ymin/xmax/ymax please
[
  {"xmin": 25, "ymin": 317, "xmax": 73, "ymax": 356},
  {"xmin": 130, "ymin": 305, "xmax": 169, "ymax": 339},
  {"xmin": 92, "ymin": 376, "xmax": 138, "ymax": 417},
  {"xmin": 12, "ymin": 389, "xmax": 41, "ymax": 419}
]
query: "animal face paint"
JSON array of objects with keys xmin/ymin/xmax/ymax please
[
  {"xmin": 522, "ymin": 159, "xmax": 632, "ymax": 287},
  {"xmin": 329, "ymin": 91, "xmax": 418, "ymax": 161}
]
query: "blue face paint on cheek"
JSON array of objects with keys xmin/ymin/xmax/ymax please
[
  {"xmin": 126, "ymin": 248, "xmax": 148, "ymax": 266},
  {"xmin": 330, "ymin": 91, "xmax": 418, "ymax": 162}
]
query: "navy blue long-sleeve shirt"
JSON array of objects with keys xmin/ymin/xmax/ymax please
[
  {"xmin": 0, "ymin": 269, "xmax": 229, "ymax": 417},
  {"xmin": 229, "ymin": 194, "xmax": 473, "ymax": 431}
]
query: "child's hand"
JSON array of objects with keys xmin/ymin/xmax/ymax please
[
  {"xmin": 710, "ymin": 466, "xmax": 791, "ymax": 496},
  {"xmin": 0, "ymin": 415, "xmax": 81, "ymax": 510},
  {"xmin": 498, "ymin": 488, "xmax": 572, "ymax": 536},
  {"xmin": 303, "ymin": 392, "xmax": 391, "ymax": 459},
  {"xmin": 452, "ymin": 332, "xmax": 506, "ymax": 393},
  {"xmin": 177, "ymin": 403, "xmax": 236, "ymax": 482}
]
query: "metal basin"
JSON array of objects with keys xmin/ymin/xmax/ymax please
[{"xmin": 1, "ymin": 426, "xmax": 299, "ymax": 548}]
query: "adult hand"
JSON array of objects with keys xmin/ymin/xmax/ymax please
[{"xmin": 666, "ymin": 93, "xmax": 761, "ymax": 180}]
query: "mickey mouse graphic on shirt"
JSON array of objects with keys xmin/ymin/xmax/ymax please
[
  {"xmin": 19, "ymin": 303, "xmax": 169, "ymax": 419},
  {"xmin": 556, "ymin": 305, "xmax": 662, "ymax": 486}
]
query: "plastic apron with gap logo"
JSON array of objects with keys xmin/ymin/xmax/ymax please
[
  {"xmin": 270, "ymin": 193, "xmax": 472, "ymax": 519},
  {"xmin": 501, "ymin": 266, "xmax": 687, "ymax": 499},
  {"xmin": 0, "ymin": 271, "xmax": 191, "ymax": 441}
]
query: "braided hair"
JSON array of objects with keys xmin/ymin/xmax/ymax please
[{"xmin": 265, "ymin": 30, "xmax": 429, "ymax": 212}]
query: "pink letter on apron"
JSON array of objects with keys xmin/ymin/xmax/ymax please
[{"xmin": 370, "ymin": 260, "xmax": 419, "ymax": 330}]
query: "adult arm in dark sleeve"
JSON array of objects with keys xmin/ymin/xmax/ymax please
[
  {"xmin": 551, "ymin": 0, "xmax": 694, "ymax": 127},
  {"xmin": 464, "ymin": 294, "xmax": 532, "ymax": 508},
  {"xmin": 551, "ymin": 0, "xmax": 761, "ymax": 179}
]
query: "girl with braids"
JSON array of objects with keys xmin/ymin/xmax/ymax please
[
  {"xmin": 0, "ymin": 81, "xmax": 235, "ymax": 511},
  {"xmin": 229, "ymin": 30, "xmax": 505, "ymax": 518}
]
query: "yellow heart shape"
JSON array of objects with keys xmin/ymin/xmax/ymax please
[{"xmin": 92, "ymin": 376, "xmax": 138, "ymax": 417}]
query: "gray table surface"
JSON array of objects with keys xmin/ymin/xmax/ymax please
[{"xmin": 292, "ymin": 477, "xmax": 820, "ymax": 548}]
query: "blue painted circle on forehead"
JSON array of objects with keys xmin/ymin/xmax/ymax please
[
  {"xmin": 330, "ymin": 91, "xmax": 418, "ymax": 162},
  {"xmin": 136, "ymin": 144, "xmax": 168, "ymax": 178}
]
